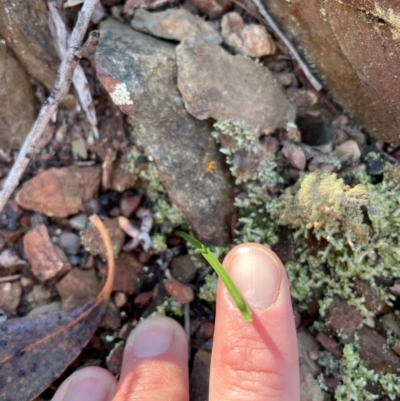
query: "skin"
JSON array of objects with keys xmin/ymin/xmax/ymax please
[{"xmin": 52, "ymin": 243, "xmax": 300, "ymax": 401}]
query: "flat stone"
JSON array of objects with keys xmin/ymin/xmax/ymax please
[
  {"xmin": 0, "ymin": 40, "xmax": 36, "ymax": 150},
  {"xmin": 58, "ymin": 232, "xmax": 81, "ymax": 255},
  {"xmin": 221, "ymin": 12, "xmax": 275, "ymax": 57},
  {"xmin": 56, "ymin": 268, "xmax": 102, "ymax": 310},
  {"xmin": 0, "ymin": 0, "xmax": 59, "ymax": 91},
  {"xmin": 0, "ymin": 281, "xmax": 22, "ymax": 315},
  {"xmin": 112, "ymin": 253, "xmax": 142, "ymax": 295},
  {"xmin": 189, "ymin": 349, "xmax": 211, "ymax": 401},
  {"xmin": 358, "ymin": 326, "xmax": 400, "ymax": 374},
  {"xmin": 96, "ymin": 19, "xmax": 235, "ymax": 246},
  {"xmin": 81, "ymin": 217, "xmax": 125, "ymax": 258},
  {"xmin": 176, "ymin": 35, "xmax": 295, "ymax": 135},
  {"xmin": 326, "ymin": 298, "xmax": 363, "ymax": 339},
  {"xmin": 131, "ymin": 8, "xmax": 221, "ymax": 45},
  {"xmin": 16, "ymin": 166, "xmax": 101, "ymax": 218},
  {"xmin": 24, "ymin": 224, "xmax": 71, "ymax": 282}
]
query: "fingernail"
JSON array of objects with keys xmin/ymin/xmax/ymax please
[
  {"xmin": 132, "ymin": 317, "xmax": 175, "ymax": 358},
  {"xmin": 228, "ymin": 246, "xmax": 281, "ymax": 309},
  {"xmin": 64, "ymin": 375, "xmax": 111, "ymax": 401}
]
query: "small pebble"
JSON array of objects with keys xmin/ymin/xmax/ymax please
[
  {"xmin": 114, "ymin": 291, "xmax": 128, "ymax": 308},
  {"xmin": 59, "ymin": 232, "xmax": 81, "ymax": 255},
  {"xmin": 281, "ymin": 143, "xmax": 306, "ymax": 171},
  {"xmin": 69, "ymin": 214, "xmax": 88, "ymax": 230}
]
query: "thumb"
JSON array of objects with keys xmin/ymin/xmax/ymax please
[{"xmin": 209, "ymin": 243, "xmax": 300, "ymax": 401}]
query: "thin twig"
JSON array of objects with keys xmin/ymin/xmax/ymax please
[
  {"xmin": 250, "ymin": 0, "xmax": 323, "ymax": 92},
  {"xmin": 0, "ymin": 0, "xmax": 100, "ymax": 214},
  {"xmin": 0, "ymin": 274, "xmax": 21, "ymax": 284}
]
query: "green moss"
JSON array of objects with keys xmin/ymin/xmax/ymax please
[{"xmin": 153, "ymin": 296, "xmax": 184, "ymax": 317}]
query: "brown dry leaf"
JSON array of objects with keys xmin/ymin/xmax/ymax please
[{"xmin": 0, "ymin": 215, "xmax": 115, "ymax": 401}]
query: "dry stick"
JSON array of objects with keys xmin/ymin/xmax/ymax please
[
  {"xmin": 0, "ymin": 0, "xmax": 100, "ymax": 214},
  {"xmin": 249, "ymin": 0, "xmax": 323, "ymax": 92}
]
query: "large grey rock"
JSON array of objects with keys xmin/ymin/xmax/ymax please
[
  {"xmin": 0, "ymin": 39, "xmax": 36, "ymax": 150},
  {"xmin": 131, "ymin": 8, "xmax": 222, "ymax": 45},
  {"xmin": 96, "ymin": 19, "xmax": 235, "ymax": 246},
  {"xmin": 176, "ymin": 35, "xmax": 296, "ymax": 135},
  {"xmin": 0, "ymin": 0, "xmax": 59, "ymax": 91}
]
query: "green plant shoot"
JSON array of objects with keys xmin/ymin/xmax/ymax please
[{"xmin": 176, "ymin": 231, "xmax": 252, "ymax": 322}]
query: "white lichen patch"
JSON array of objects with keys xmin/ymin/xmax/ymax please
[{"xmin": 109, "ymin": 83, "xmax": 133, "ymax": 105}]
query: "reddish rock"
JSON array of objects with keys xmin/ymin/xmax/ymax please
[
  {"xmin": 24, "ymin": 224, "xmax": 71, "ymax": 282},
  {"xmin": 16, "ymin": 166, "xmax": 101, "ymax": 218},
  {"xmin": 112, "ymin": 253, "xmax": 142, "ymax": 295},
  {"xmin": 354, "ymin": 280, "xmax": 392, "ymax": 315},
  {"xmin": 164, "ymin": 278, "xmax": 194, "ymax": 304},
  {"xmin": 316, "ymin": 332, "xmax": 342, "ymax": 359},
  {"xmin": 0, "ymin": 281, "xmax": 22, "ymax": 315},
  {"xmin": 134, "ymin": 291, "xmax": 153, "ymax": 306},
  {"xmin": 192, "ymin": 0, "xmax": 231, "ymax": 16},
  {"xmin": 326, "ymin": 298, "xmax": 363, "ymax": 338},
  {"xmin": 358, "ymin": 326, "xmax": 400, "ymax": 374},
  {"xmin": 221, "ymin": 12, "xmax": 275, "ymax": 58},
  {"xmin": 120, "ymin": 194, "xmax": 142, "ymax": 217},
  {"xmin": 281, "ymin": 143, "xmax": 307, "ymax": 170},
  {"xmin": 56, "ymin": 268, "xmax": 102, "ymax": 310},
  {"xmin": 81, "ymin": 218, "xmax": 125, "ymax": 258}
]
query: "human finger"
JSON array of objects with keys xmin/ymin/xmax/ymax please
[
  {"xmin": 51, "ymin": 366, "xmax": 117, "ymax": 401},
  {"xmin": 112, "ymin": 316, "xmax": 189, "ymax": 401},
  {"xmin": 209, "ymin": 243, "xmax": 300, "ymax": 401}
]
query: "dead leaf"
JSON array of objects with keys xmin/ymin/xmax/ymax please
[{"xmin": 0, "ymin": 215, "xmax": 115, "ymax": 401}]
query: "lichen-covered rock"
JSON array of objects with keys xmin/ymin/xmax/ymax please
[
  {"xmin": 0, "ymin": 39, "xmax": 36, "ymax": 150},
  {"xmin": 176, "ymin": 35, "xmax": 295, "ymax": 135},
  {"xmin": 16, "ymin": 166, "xmax": 101, "ymax": 218},
  {"xmin": 131, "ymin": 8, "xmax": 222, "ymax": 45},
  {"xmin": 262, "ymin": 0, "xmax": 400, "ymax": 144},
  {"xmin": 0, "ymin": 0, "xmax": 59, "ymax": 91},
  {"xmin": 96, "ymin": 19, "xmax": 235, "ymax": 245}
]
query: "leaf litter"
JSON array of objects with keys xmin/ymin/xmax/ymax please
[{"xmin": 0, "ymin": 215, "xmax": 115, "ymax": 401}]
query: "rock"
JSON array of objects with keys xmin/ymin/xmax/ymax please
[
  {"xmin": 334, "ymin": 140, "xmax": 361, "ymax": 165},
  {"xmin": 281, "ymin": 143, "xmax": 307, "ymax": 170},
  {"xmin": 131, "ymin": 8, "xmax": 222, "ymax": 45},
  {"xmin": 120, "ymin": 194, "xmax": 142, "ymax": 218},
  {"xmin": 96, "ymin": 19, "xmax": 235, "ymax": 246},
  {"xmin": 0, "ymin": 39, "xmax": 36, "ymax": 150},
  {"xmin": 170, "ymin": 254, "xmax": 197, "ymax": 282},
  {"xmin": 0, "ymin": 281, "xmax": 22, "ymax": 315},
  {"xmin": 261, "ymin": 0, "xmax": 400, "ymax": 144},
  {"xmin": 354, "ymin": 280, "xmax": 392, "ymax": 315},
  {"xmin": 192, "ymin": 0, "xmax": 232, "ymax": 16},
  {"xmin": 112, "ymin": 253, "xmax": 142, "ymax": 295},
  {"xmin": 189, "ymin": 349, "xmax": 211, "ymax": 401},
  {"xmin": 0, "ymin": 249, "xmax": 26, "ymax": 270},
  {"xmin": 298, "ymin": 330, "xmax": 321, "ymax": 377},
  {"xmin": 134, "ymin": 291, "xmax": 153, "ymax": 306},
  {"xmin": 56, "ymin": 268, "xmax": 102, "ymax": 310},
  {"xmin": 164, "ymin": 277, "xmax": 194, "ymax": 304},
  {"xmin": 326, "ymin": 298, "xmax": 363, "ymax": 339},
  {"xmin": 24, "ymin": 224, "xmax": 71, "ymax": 282},
  {"xmin": 21, "ymin": 285, "xmax": 53, "ymax": 312},
  {"xmin": 316, "ymin": 332, "xmax": 342, "ymax": 359},
  {"xmin": 300, "ymin": 362, "xmax": 324, "ymax": 401},
  {"xmin": 106, "ymin": 341, "xmax": 125, "ymax": 375},
  {"xmin": 69, "ymin": 214, "xmax": 89, "ymax": 230},
  {"xmin": 113, "ymin": 291, "xmax": 128, "ymax": 308},
  {"xmin": 100, "ymin": 301, "xmax": 121, "ymax": 330},
  {"xmin": 358, "ymin": 326, "xmax": 400, "ymax": 374},
  {"xmin": 16, "ymin": 166, "xmax": 101, "ymax": 218},
  {"xmin": 176, "ymin": 35, "xmax": 295, "ymax": 135},
  {"xmin": 58, "ymin": 232, "xmax": 81, "ymax": 255},
  {"xmin": 0, "ymin": 0, "xmax": 59, "ymax": 91},
  {"xmin": 221, "ymin": 12, "xmax": 275, "ymax": 57},
  {"xmin": 381, "ymin": 314, "xmax": 400, "ymax": 337},
  {"xmin": 81, "ymin": 217, "xmax": 126, "ymax": 258}
]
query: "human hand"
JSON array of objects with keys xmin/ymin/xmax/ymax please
[{"xmin": 52, "ymin": 243, "xmax": 300, "ymax": 401}]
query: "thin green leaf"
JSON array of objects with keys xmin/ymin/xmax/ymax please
[{"xmin": 176, "ymin": 231, "xmax": 252, "ymax": 322}]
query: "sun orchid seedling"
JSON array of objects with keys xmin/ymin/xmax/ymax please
[{"xmin": 176, "ymin": 231, "xmax": 252, "ymax": 322}]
